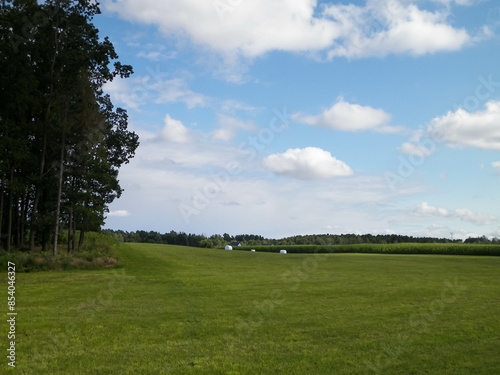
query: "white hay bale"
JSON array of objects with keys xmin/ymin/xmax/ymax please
[
  {"xmin": 280, "ymin": 250, "xmax": 287, "ymax": 254},
  {"xmin": 251, "ymin": 249, "xmax": 256, "ymax": 252},
  {"xmin": 225, "ymin": 245, "xmax": 233, "ymax": 250}
]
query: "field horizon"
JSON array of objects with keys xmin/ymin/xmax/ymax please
[{"xmin": 6, "ymin": 243, "xmax": 500, "ymax": 374}]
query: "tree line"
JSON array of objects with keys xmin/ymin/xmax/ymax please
[
  {"xmin": 103, "ymin": 230, "xmax": 499, "ymax": 248},
  {"xmin": 102, "ymin": 230, "xmax": 266, "ymax": 248},
  {"xmin": 1, "ymin": 0, "xmax": 138, "ymax": 254}
]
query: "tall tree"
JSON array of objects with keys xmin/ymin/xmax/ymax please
[{"xmin": 0, "ymin": 0, "xmax": 138, "ymax": 253}]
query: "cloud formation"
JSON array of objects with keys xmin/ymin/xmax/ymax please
[
  {"xmin": 211, "ymin": 114, "xmax": 256, "ymax": 141},
  {"xmin": 160, "ymin": 114, "xmax": 191, "ymax": 143},
  {"xmin": 427, "ymin": 101, "xmax": 500, "ymax": 150},
  {"xmin": 263, "ymin": 147, "xmax": 353, "ymax": 180},
  {"xmin": 293, "ymin": 98, "xmax": 394, "ymax": 132},
  {"xmin": 398, "ymin": 141, "xmax": 436, "ymax": 156},
  {"xmin": 325, "ymin": 1, "xmax": 472, "ymax": 58},
  {"xmin": 104, "ymin": 0, "xmax": 477, "ymax": 60},
  {"xmin": 103, "ymin": 75, "xmax": 209, "ymax": 111},
  {"xmin": 108, "ymin": 210, "xmax": 131, "ymax": 217},
  {"xmin": 413, "ymin": 202, "xmax": 497, "ymax": 225}
]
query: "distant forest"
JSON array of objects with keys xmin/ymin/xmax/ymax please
[{"xmin": 102, "ymin": 229, "xmax": 499, "ymax": 248}]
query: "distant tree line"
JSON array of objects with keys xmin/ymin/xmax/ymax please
[
  {"xmin": 1, "ymin": 1, "xmax": 138, "ymax": 254},
  {"xmin": 102, "ymin": 230, "xmax": 499, "ymax": 248},
  {"xmin": 463, "ymin": 235, "xmax": 500, "ymax": 244},
  {"xmin": 102, "ymin": 230, "xmax": 266, "ymax": 248}
]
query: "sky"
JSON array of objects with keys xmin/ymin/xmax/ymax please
[{"xmin": 96, "ymin": 0, "xmax": 500, "ymax": 240}]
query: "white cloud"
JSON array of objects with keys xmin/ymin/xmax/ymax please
[
  {"xmin": 493, "ymin": 161, "xmax": 500, "ymax": 173},
  {"xmin": 211, "ymin": 114, "xmax": 256, "ymax": 141},
  {"xmin": 413, "ymin": 202, "xmax": 497, "ymax": 225},
  {"xmin": 454, "ymin": 208, "xmax": 497, "ymax": 225},
  {"xmin": 103, "ymin": 75, "xmax": 209, "ymax": 111},
  {"xmin": 431, "ymin": 0, "xmax": 479, "ymax": 6},
  {"xmin": 108, "ymin": 210, "xmax": 131, "ymax": 217},
  {"xmin": 293, "ymin": 98, "xmax": 394, "ymax": 132},
  {"xmin": 398, "ymin": 141, "xmax": 435, "ymax": 156},
  {"xmin": 136, "ymin": 43, "xmax": 177, "ymax": 61},
  {"xmin": 219, "ymin": 99, "xmax": 262, "ymax": 115},
  {"xmin": 153, "ymin": 78, "xmax": 209, "ymax": 108},
  {"xmin": 414, "ymin": 202, "xmax": 450, "ymax": 216},
  {"xmin": 160, "ymin": 114, "xmax": 191, "ymax": 143},
  {"xmin": 106, "ymin": 144, "xmax": 408, "ymax": 238},
  {"xmin": 104, "ymin": 0, "xmax": 339, "ymax": 58},
  {"xmin": 103, "ymin": 78, "xmax": 143, "ymax": 110},
  {"xmin": 324, "ymin": 1, "xmax": 472, "ymax": 58},
  {"xmin": 104, "ymin": 0, "xmax": 477, "ymax": 62},
  {"xmin": 263, "ymin": 147, "xmax": 353, "ymax": 180},
  {"xmin": 427, "ymin": 101, "xmax": 500, "ymax": 150}
]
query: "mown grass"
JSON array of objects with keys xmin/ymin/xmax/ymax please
[{"xmin": 3, "ymin": 243, "xmax": 500, "ymax": 374}]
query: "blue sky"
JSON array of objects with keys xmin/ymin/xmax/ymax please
[{"xmin": 97, "ymin": 0, "xmax": 500, "ymax": 240}]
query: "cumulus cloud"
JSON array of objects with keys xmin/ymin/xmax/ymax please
[
  {"xmin": 324, "ymin": 1, "xmax": 472, "ymax": 58},
  {"xmin": 263, "ymin": 147, "xmax": 353, "ymax": 180},
  {"xmin": 108, "ymin": 210, "xmax": 131, "ymax": 217},
  {"xmin": 427, "ymin": 101, "xmax": 500, "ymax": 150},
  {"xmin": 104, "ymin": 0, "xmax": 339, "ymax": 58},
  {"xmin": 493, "ymin": 161, "xmax": 500, "ymax": 173},
  {"xmin": 414, "ymin": 202, "xmax": 450, "ymax": 216},
  {"xmin": 104, "ymin": 0, "xmax": 477, "ymax": 62},
  {"xmin": 293, "ymin": 98, "xmax": 394, "ymax": 132},
  {"xmin": 413, "ymin": 202, "xmax": 497, "ymax": 225},
  {"xmin": 160, "ymin": 114, "xmax": 191, "ymax": 143}
]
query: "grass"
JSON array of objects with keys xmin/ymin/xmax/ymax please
[{"xmin": 3, "ymin": 243, "xmax": 500, "ymax": 374}]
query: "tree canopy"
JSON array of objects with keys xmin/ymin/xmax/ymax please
[{"xmin": 0, "ymin": 0, "xmax": 139, "ymax": 253}]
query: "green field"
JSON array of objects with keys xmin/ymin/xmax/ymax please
[{"xmin": 4, "ymin": 243, "xmax": 500, "ymax": 374}]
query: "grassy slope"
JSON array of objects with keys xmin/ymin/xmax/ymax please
[{"xmin": 6, "ymin": 243, "xmax": 500, "ymax": 374}]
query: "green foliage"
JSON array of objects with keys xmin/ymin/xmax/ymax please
[
  {"xmin": 0, "ymin": 0, "xmax": 138, "ymax": 253},
  {"xmin": 238, "ymin": 243, "xmax": 500, "ymax": 256},
  {"xmin": 0, "ymin": 232, "xmax": 120, "ymax": 272},
  {"xmin": 103, "ymin": 229, "xmax": 500, "ymax": 250}
]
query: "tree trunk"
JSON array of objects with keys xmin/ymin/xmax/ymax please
[
  {"xmin": 53, "ymin": 133, "xmax": 66, "ymax": 256},
  {"xmin": 41, "ymin": 231, "xmax": 47, "ymax": 252},
  {"xmin": 6, "ymin": 170, "xmax": 13, "ymax": 252},
  {"xmin": 13, "ymin": 194, "xmax": 19, "ymax": 248},
  {"xmin": 0, "ymin": 174, "xmax": 4, "ymax": 249},
  {"xmin": 29, "ymin": 133, "xmax": 47, "ymax": 252},
  {"xmin": 72, "ymin": 212, "xmax": 76, "ymax": 252},
  {"xmin": 67, "ymin": 205, "xmax": 73, "ymax": 253},
  {"xmin": 32, "ymin": 14, "xmax": 59, "ymax": 253},
  {"xmin": 20, "ymin": 192, "xmax": 29, "ymax": 248},
  {"xmin": 79, "ymin": 229, "xmax": 85, "ymax": 248}
]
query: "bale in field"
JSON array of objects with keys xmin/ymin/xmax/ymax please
[
  {"xmin": 225, "ymin": 245, "xmax": 233, "ymax": 250},
  {"xmin": 280, "ymin": 250, "xmax": 287, "ymax": 254}
]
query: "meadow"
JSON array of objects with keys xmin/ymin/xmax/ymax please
[{"xmin": 3, "ymin": 243, "xmax": 500, "ymax": 374}]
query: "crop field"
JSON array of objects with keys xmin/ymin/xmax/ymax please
[
  {"xmin": 238, "ymin": 243, "xmax": 500, "ymax": 256},
  {"xmin": 4, "ymin": 243, "xmax": 500, "ymax": 374}
]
